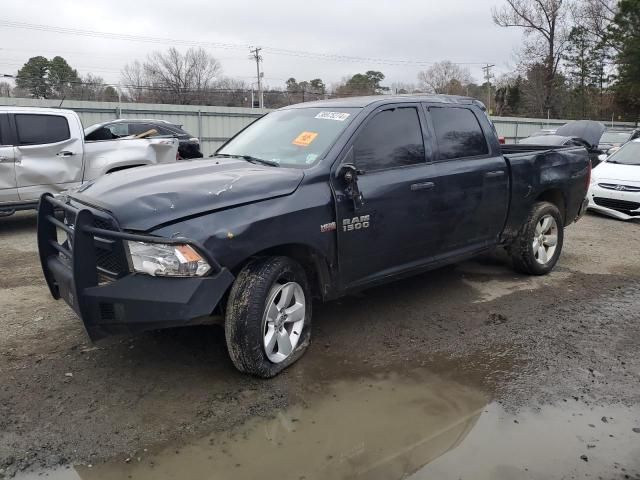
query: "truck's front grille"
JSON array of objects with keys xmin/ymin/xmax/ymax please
[
  {"xmin": 593, "ymin": 197, "xmax": 640, "ymax": 214},
  {"xmin": 59, "ymin": 201, "xmax": 130, "ymax": 282},
  {"xmin": 95, "ymin": 246, "xmax": 129, "ymax": 279}
]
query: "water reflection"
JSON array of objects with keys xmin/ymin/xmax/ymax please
[
  {"xmin": 18, "ymin": 367, "xmax": 640, "ymax": 480},
  {"xmin": 38, "ymin": 369, "xmax": 487, "ymax": 480}
]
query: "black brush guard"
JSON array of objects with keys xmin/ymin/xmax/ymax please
[{"xmin": 37, "ymin": 193, "xmax": 235, "ymax": 340}]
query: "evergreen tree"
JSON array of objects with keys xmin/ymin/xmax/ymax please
[
  {"xmin": 15, "ymin": 56, "xmax": 51, "ymax": 98},
  {"xmin": 608, "ymin": 0, "xmax": 640, "ymax": 119},
  {"xmin": 48, "ymin": 56, "xmax": 80, "ymax": 98}
]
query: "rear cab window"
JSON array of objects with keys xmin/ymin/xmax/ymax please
[
  {"xmin": 428, "ymin": 107, "xmax": 489, "ymax": 160},
  {"xmin": 15, "ymin": 114, "xmax": 70, "ymax": 145}
]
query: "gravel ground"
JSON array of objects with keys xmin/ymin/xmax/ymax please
[{"xmin": 0, "ymin": 211, "xmax": 639, "ymax": 478}]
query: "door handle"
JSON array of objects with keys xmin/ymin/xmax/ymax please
[
  {"xmin": 56, "ymin": 151, "xmax": 76, "ymax": 157},
  {"xmin": 410, "ymin": 181, "xmax": 435, "ymax": 191},
  {"xmin": 484, "ymin": 170, "xmax": 505, "ymax": 178}
]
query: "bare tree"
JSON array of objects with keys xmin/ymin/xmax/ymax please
[
  {"xmin": 417, "ymin": 61, "xmax": 472, "ymax": 94},
  {"xmin": 209, "ymin": 77, "xmax": 249, "ymax": 107},
  {"xmin": 575, "ymin": 0, "xmax": 617, "ymax": 46},
  {"xmin": 70, "ymin": 73, "xmax": 106, "ymax": 101},
  {"xmin": 0, "ymin": 81, "xmax": 12, "ymax": 97},
  {"xmin": 121, "ymin": 60, "xmax": 146, "ymax": 102},
  {"xmin": 121, "ymin": 48, "xmax": 222, "ymax": 104},
  {"xmin": 143, "ymin": 47, "xmax": 221, "ymax": 104},
  {"xmin": 493, "ymin": 0, "xmax": 571, "ymax": 115}
]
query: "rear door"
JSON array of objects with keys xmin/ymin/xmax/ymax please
[
  {"xmin": 13, "ymin": 111, "xmax": 84, "ymax": 201},
  {"xmin": 332, "ymin": 103, "xmax": 437, "ymax": 287},
  {"xmin": 0, "ymin": 114, "xmax": 19, "ymax": 204},
  {"xmin": 423, "ymin": 105, "xmax": 509, "ymax": 254}
]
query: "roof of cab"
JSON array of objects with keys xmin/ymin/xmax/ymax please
[
  {"xmin": 282, "ymin": 94, "xmax": 485, "ymax": 110},
  {"xmin": 0, "ymin": 105, "xmax": 76, "ymax": 115}
]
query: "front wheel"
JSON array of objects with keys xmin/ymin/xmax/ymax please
[
  {"xmin": 225, "ymin": 256, "xmax": 312, "ymax": 378},
  {"xmin": 510, "ymin": 201, "xmax": 564, "ymax": 275}
]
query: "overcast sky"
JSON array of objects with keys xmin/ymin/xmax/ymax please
[{"xmin": 1, "ymin": 0, "xmax": 524, "ymax": 90}]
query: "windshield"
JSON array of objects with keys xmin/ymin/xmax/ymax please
[
  {"xmin": 600, "ymin": 131, "xmax": 631, "ymax": 144},
  {"xmin": 606, "ymin": 141, "xmax": 640, "ymax": 165},
  {"xmin": 216, "ymin": 107, "xmax": 361, "ymax": 168}
]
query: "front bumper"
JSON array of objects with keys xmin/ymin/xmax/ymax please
[
  {"xmin": 587, "ymin": 184, "xmax": 640, "ymax": 221},
  {"xmin": 37, "ymin": 193, "xmax": 234, "ymax": 340}
]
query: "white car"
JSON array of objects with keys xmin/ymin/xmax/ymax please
[{"xmin": 587, "ymin": 139, "xmax": 640, "ymax": 220}]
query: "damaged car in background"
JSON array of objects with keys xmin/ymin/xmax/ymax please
[
  {"xmin": 0, "ymin": 106, "xmax": 179, "ymax": 217},
  {"xmin": 84, "ymin": 119, "xmax": 203, "ymax": 159},
  {"xmin": 519, "ymin": 120, "xmax": 606, "ymax": 167},
  {"xmin": 37, "ymin": 95, "xmax": 590, "ymax": 378}
]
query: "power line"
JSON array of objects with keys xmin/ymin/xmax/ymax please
[{"xmin": 0, "ymin": 19, "xmax": 496, "ymax": 68}]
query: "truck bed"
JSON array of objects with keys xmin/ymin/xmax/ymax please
[{"xmin": 498, "ymin": 144, "xmax": 590, "ymax": 241}]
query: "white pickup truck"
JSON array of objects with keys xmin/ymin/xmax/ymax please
[{"xmin": 0, "ymin": 106, "xmax": 179, "ymax": 216}]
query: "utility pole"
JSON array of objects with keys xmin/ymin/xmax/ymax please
[
  {"xmin": 482, "ymin": 64, "xmax": 495, "ymax": 114},
  {"xmin": 249, "ymin": 47, "xmax": 263, "ymax": 109}
]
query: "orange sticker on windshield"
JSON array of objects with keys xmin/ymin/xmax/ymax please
[{"xmin": 292, "ymin": 131, "xmax": 318, "ymax": 147}]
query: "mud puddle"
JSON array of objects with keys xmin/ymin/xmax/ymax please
[{"xmin": 16, "ymin": 366, "xmax": 640, "ymax": 480}]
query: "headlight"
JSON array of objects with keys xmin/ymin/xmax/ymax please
[{"xmin": 127, "ymin": 241, "xmax": 211, "ymax": 277}]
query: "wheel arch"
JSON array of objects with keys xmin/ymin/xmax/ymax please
[
  {"xmin": 234, "ymin": 243, "xmax": 334, "ymax": 301},
  {"xmin": 536, "ymin": 188, "xmax": 567, "ymax": 224}
]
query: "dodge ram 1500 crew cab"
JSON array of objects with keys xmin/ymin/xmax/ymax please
[{"xmin": 37, "ymin": 95, "xmax": 590, "ymax": 377}]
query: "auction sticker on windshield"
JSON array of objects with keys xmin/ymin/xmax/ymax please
[
  {"xmin": 293, "ymin": 131, "xmax": 319, "ymax": 147},
  {"xmin": 315, "ymin": 111, "xmax": 351, "ymax": 121}
]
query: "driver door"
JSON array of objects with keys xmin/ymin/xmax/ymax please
[{"xmin": 332, "ymin": 104, "xmax": 437, "ymax": 288}]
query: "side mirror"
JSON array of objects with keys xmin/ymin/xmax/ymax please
[{"xmin": 340, "ymin": 163, "xmax": 364, "ymax": 210}]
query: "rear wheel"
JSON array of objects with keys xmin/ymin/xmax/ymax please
[
  {"xmin": 511, "ymin": 201, "xmax": 564, "ymax": 275},
  {"xmin": 225, "ymin": 256, "xmax": 312, "ymax": 378}
]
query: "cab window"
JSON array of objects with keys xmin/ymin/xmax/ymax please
[
  {"xmin": 429, "ymin": 107, "xmax": 489, "ymax": 160},
  {"xmin": 15, "ymin": 114, "xmax": 70, "ymax": 145},
  {"xmin": 353, "ymin": 107, "xmax": 425, "ymax": 172}
]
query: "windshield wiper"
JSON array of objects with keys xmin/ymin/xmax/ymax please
[{"xmin": 215, "ymin": 154, "xmax": 279, "ymax": 167}]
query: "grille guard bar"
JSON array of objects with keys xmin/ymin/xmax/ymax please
[{"xmin": 37, "ymin": 192, "xmax": 224, "ymax": 309}]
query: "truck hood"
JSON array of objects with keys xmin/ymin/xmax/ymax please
[{"xmin": 73, "ymin": 158, "xmax": 304, "ymax": 231}]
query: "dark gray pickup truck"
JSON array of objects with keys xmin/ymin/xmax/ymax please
[{"xmin": 38, "ymin": 95, "xmax": 590, "ymax": 377}]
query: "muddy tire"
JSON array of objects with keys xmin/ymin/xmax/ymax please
[
  {"xmin": 225, "ymin": 256, "xmax": 312, "ymax": 378},
  {"xmin": 510, "ymin": 201, "xmax": 564, "ymax": 276}
]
